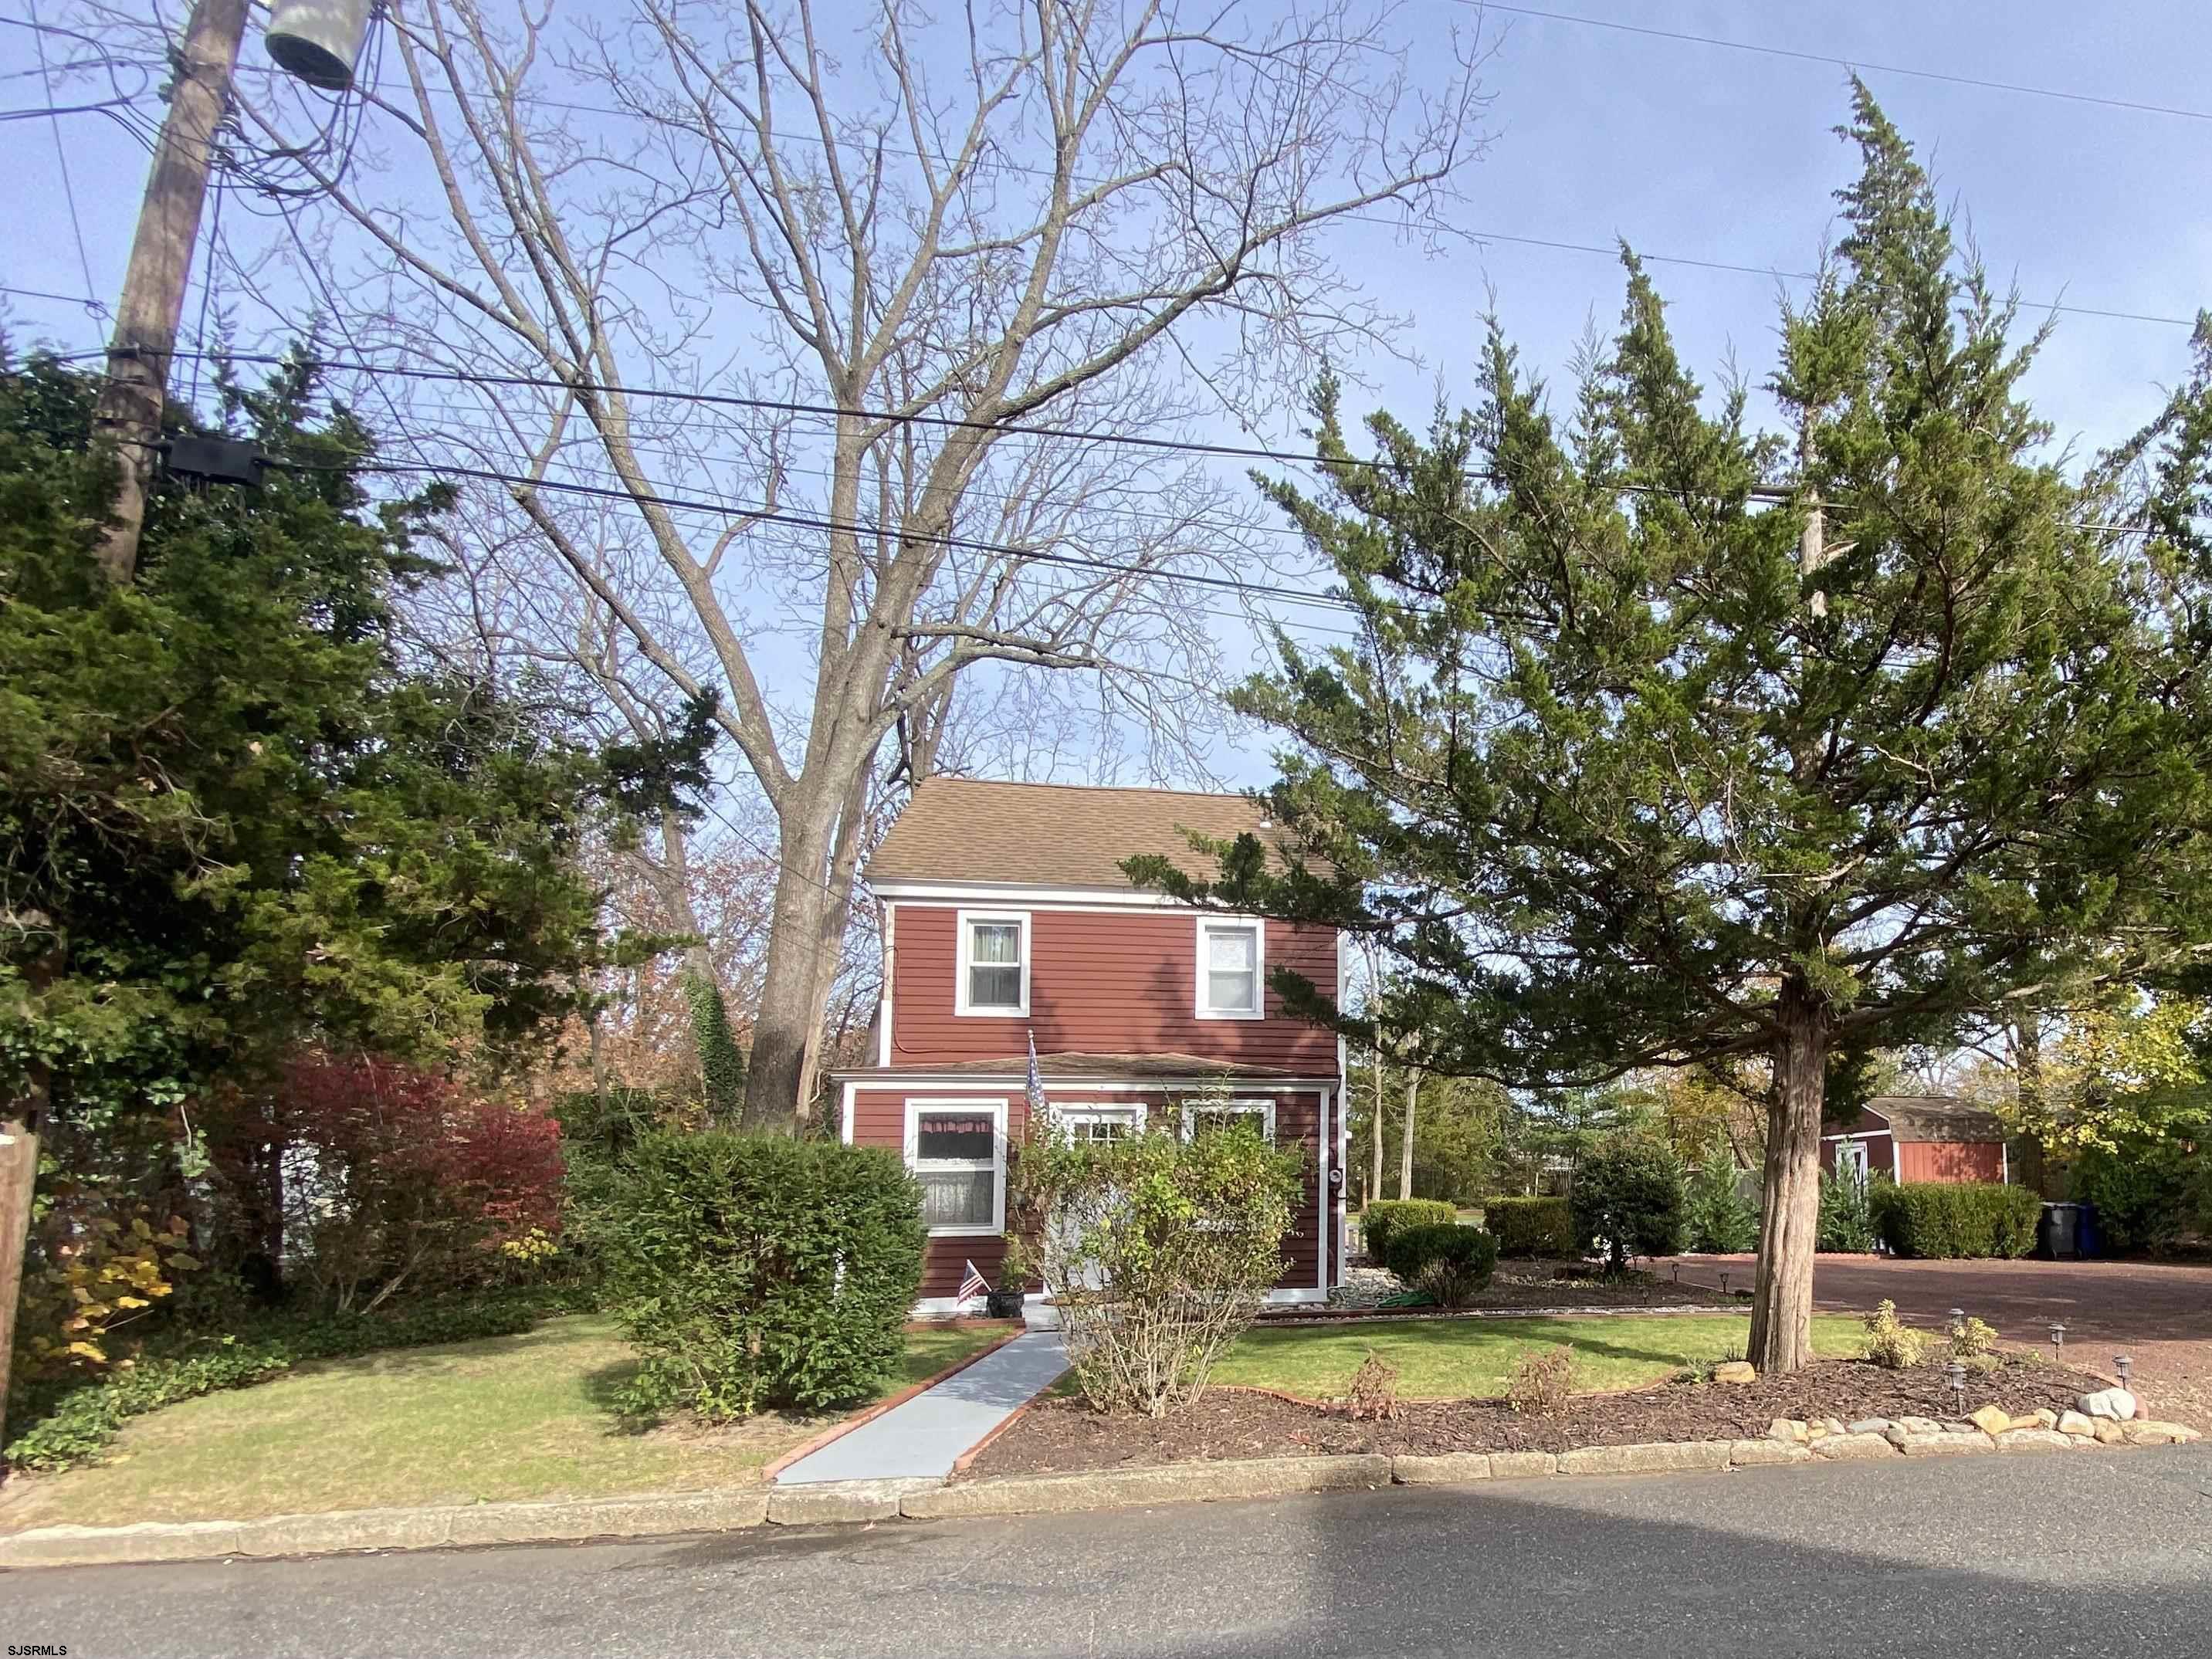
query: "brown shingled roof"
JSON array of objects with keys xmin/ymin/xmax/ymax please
[
  {"xmin": 1865, "ymin": 1096, "xmax": 2007, "ymax": 1144},
  {"xmin": 865, "ymin": 778, "xmax": 1299, "ymax": 889},
  {"xmin": 833, "ymin": 1052, "xmax": 1314, "ymax": 1082}
]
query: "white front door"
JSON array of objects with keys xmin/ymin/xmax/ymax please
[{"xmin": 1045, "ymin": 1104, "xmax": 1146, "ymax": 1292}]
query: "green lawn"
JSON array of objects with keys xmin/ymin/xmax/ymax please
[
  {"xmin": 0, "ymin": 1315, "xmax": 1001, "ymax": 1530},
  {"xmin": 1212, "ymin": 1314, "xmax": 1865, "ymax": 1399}
]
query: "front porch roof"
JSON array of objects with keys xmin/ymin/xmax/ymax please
[{"xmin": 831, "ymin": 1050, "xmax": 1319, "ymax": 1083}]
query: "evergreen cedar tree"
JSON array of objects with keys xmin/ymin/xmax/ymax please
[
  {"xmin": 0, "ymin": 350, "xmax": 700, "ymax": 1142},
  {"xmin": 1127, "ymin": 89, "xmax": 2212, "ymax": 1373}
]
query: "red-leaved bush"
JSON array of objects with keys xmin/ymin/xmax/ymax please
[{"xmin": 206, "ymin": 1051, "xmax": 564, "ymax": 1312}]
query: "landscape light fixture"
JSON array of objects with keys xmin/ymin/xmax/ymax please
[
  {"xmin": 1945, "ymin": 1359, "xmax": 1966, "ymax": 1415},
  {"xmin": 2115, "ymin": 1354, "xmax": 2132, "ymax": 1386},
  {"xmin": 2050, "ymin": 1322, "xmax": 2065, "ymax": 1360}
]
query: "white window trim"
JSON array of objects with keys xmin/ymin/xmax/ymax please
[
  {"xmin": 1194, "ymin": 916, "xmax": 1265, "ymax": 1021},
  {"xmin": 904, "ymin": 1097, "xmax": 1008, "ymax": 1237},
  {"xmin": 1181, "ymin": 1096, "xmax": 1276, "ymax": 1143},
  {"xmin": 1047, "ymin": 1099, "xmax": 1149, "ymax": 1143},
  {"xmin": 954, "ymin": 909, "xmax": 1031, "ymax": 1017}
]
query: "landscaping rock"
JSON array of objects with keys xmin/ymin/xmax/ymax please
[
  {"xmin": 1711, "ymin": 1362, "xmax": 1757, "ymax": 1386},
  {"xmin": 1391, "ymin": 1453, "xmax": 1492, "ymax": 1485},
  {"xmin": 1894, "ymin": 1416, "xmax": 1943, "ymax": 1436},
  {"xmin": 2122, "ymin": 1420, "xmax": 2203, "ymax": 1447},
  {"xmin": 1557, "ymin": 1441, "xmax": 1733, "ymax": 1478},
  {"xmin": 2057, "ymin": 1410, "xmax": 2096, "ymax": 1438},
  {"xmin": 1967, "ymin": 1404, "xmax": 2012, "ymax": 1437},
  {"xmin": 2033, "ymin": 1409, "xmax": 2059, "ymax": 1430},
  {"xmin": 903, "ymin": 1455, "xmax": 1391, "ymax": 1520},
  {"xmin": 1811, "ymin": 1432, "xmax": 1895, "ymax": 1461},
  {"xmin": 1845, "ymin": 1417, "xmax": 1891, "ymax": 1435},
  {"xmin": 1885, "ymin": 1427, "xmax": 1993, "ymax": 1458},
  {"xmin": 1728, "ymin": 1438, "xmax": 1811, "ymax": 1468},
  {"xmin": 1996, "ymin": 1428, "xmax": 2075, "ymax": 1455},
  {"xmin": 1486, "ymin": 1451, "xmax": 1560, "ymax": 1481},
  {"xmin": 1767, "ymin": 1417, "xmax": 1810, "ymax": 1444},
  {"xmin": 2092, "ymin": 1419, "xmax": 2126, "ymax": 1445},
  {"xmin": 2078, "ymin": 1387, "xmax": 2137, "ymax": 1421},
  {"xmin": 1818, "ymin": 1417, "xmax": 1848, "ymax": 1438},
  {"xmin": 768, "ymin": 1479, "xmax": 940, "ymax": 1526}
]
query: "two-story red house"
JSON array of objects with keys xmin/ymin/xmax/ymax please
[{"xmin": 833, "ymin": 778, "xmax": 1347, "ymax": 1315}]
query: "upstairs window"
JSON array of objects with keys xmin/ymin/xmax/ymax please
[
  {"xmin": 908, "ymin": 1103, "xmax": 1005, "ymax": 1234},
  {"xmin": 955, "ymin": 910, "xmax": 1030, "ymax": 1016},
  {"xmin": 1196, "ymin": 919, "xmax": 1263, "ymax": 1019}
]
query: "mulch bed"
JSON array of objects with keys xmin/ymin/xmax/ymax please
[
  {"xmin": 958, "ymin": 1355, "xmax": 2111, "ymax": 1481},
  {"xmin": 1264, "ymin": 1261, "xmax": 1744, "ymax": 1321}
]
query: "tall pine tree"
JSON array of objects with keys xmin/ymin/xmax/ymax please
[{"xmin": 1131, "ymin": 90, "xmax": 2212, "ymax": 1370}]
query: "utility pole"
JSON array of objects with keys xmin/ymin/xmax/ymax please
[
  {"xmin": 89, "ymin": 0, "xmax": 252, "ymax": 583},
  {"xmin": 5, "ymin": 0, "xmax": 251, "ymax": 1453}
]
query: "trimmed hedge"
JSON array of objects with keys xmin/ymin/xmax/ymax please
[
  {"xmin": 1870, "ymin": 1181, "xmax": 2041, "ymax": 1260},
  {"xmin": 603, "ymin": 1132, "xmax": 926, "ymax": 1419},
  {"xmin": 1380, "ymin": 1222, "xmax": 1499, "ymax": 1308},
  {"xmin": 1360, "ymin": 1198, "xmax": 1458, "ymax": 1265},
  {"xmin": 1483, "ymin": 1195, "xmax": 1577, "ymax": 1258}
]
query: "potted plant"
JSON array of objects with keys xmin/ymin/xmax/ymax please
[{"xmin": 985, "ymin": 1236, "xmax": 1029, "ymax": 1319}]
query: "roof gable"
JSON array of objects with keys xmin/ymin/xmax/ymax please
[
  {"xmin": 865, "ymin": 778, "xmax": 1295, "ymax": 891},
  {"xmin": 1864, "ymin": 1095, "xmax": 2006, "ymax": 1144}
]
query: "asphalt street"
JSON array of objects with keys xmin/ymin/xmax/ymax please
[{"xmin": 7, "ymin": 1447, "xmax": 2209, "ymax": 1659}]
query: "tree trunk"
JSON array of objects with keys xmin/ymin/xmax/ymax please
[
  {"xmin": 0, "ymin": 1096, "xmax": 44, "ymax": 1456},
  {"xmin": 740, "ymin": 810, "xmax": 842, "ymax": 1134},
  {"xmin": 1368, "ymin": 1051, "xmax": 1385, "ymax": 1210},
  {"xmin": 2013, "ymin": 1014, "xmax": 2050, "ymax": 1197},
  {"xmin": 1398, "ymin": 1071, "xmax": 1420, "ymax": 1201},
  {"xmin": 1748, "ymin": 982, "xmax": 1828, "ymax": 1373}
]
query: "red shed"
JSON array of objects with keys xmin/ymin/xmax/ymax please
[{"xmin": 1821, "ymin": 1095, "xmax": 2008, "ymax": 1186}]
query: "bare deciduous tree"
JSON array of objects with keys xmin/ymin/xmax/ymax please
[{"xmin": 246, "ymin": 0, "xmax": 1488, "ymax": 1128}]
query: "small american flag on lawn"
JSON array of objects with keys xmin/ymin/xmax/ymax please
[{"xmin": 957, "ymin": 1260, "xmax": 990, "ymax": 1303}]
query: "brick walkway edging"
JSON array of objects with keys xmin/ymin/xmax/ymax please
[{"xmin": 2, "ymin": 1424, "xmax": 2200, "ymax": 1571}]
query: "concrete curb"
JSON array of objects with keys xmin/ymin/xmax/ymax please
[{"xmin": 3, "ymin": 1429, "xmax": 2200, "ymax": 1572}]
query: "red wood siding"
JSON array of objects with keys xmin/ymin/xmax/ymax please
[
  {"xmin": 1821, "ymin": 1132, "xmax": 1895, "ymax": 1180},
  {"xmin": 1899, "ymin": 1140, "xmax": 2004, "ymax": 1183},
  {"xmin": 848, "ymin": 1083, "xmax": 1328, "ymax": 1300},
  {"xmin": 888, "ymin": 906, "xmax": 1339, "ymax": 1070}
]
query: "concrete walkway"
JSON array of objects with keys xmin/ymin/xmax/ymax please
[{"xmin": 774, "ymin": 1330, "xmax": 1069, "ymax": 1485}]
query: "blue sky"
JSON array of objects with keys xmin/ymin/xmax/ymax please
[{"xmin": 5, "ymin": 1, "xmax": 2208, "ymax": 794}]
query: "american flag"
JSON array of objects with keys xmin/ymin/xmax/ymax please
[
  {"xmin": 957, "ymin": 1259, "xmax": 990, "ymax": 1303},
  {"xmin": 1026, "ymin": 1029, "xmax": 1048, "ymax": 1120}
]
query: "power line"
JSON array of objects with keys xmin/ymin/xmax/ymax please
[
  {"xmin": 1476, "ymin": 2, "xmax": 2212, "ymax": 125},
  {"xmin": 1, "ymin": 281, "xmax": 106, "ymax": 312},
  {"xmin": 214, "ymin": 63, "xmax": 2195, "ymax": 332},
  {"xmin": 23, "ymin": 0, "xmax": 103, "ymax": 318},
  {"xmin": 261, "ymin": 450, "xmax": 1372, "ymax": 618}
]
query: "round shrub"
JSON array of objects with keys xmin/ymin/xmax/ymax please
[
  {"xmin": 1380, "ymin": 1222, "xmax": 1499, "ymax": 1308},
  {"xmin": 1360, "ymin": 1197, "xmax": 1458, "ymax": 1265},
  {"xmin": 602, "ymin": 1132, "xmax": 926, "ymax": 1419},
  {"xmin": 1570, "ymin": 1136, "xmax": 1687, "ymax": 1271}
]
